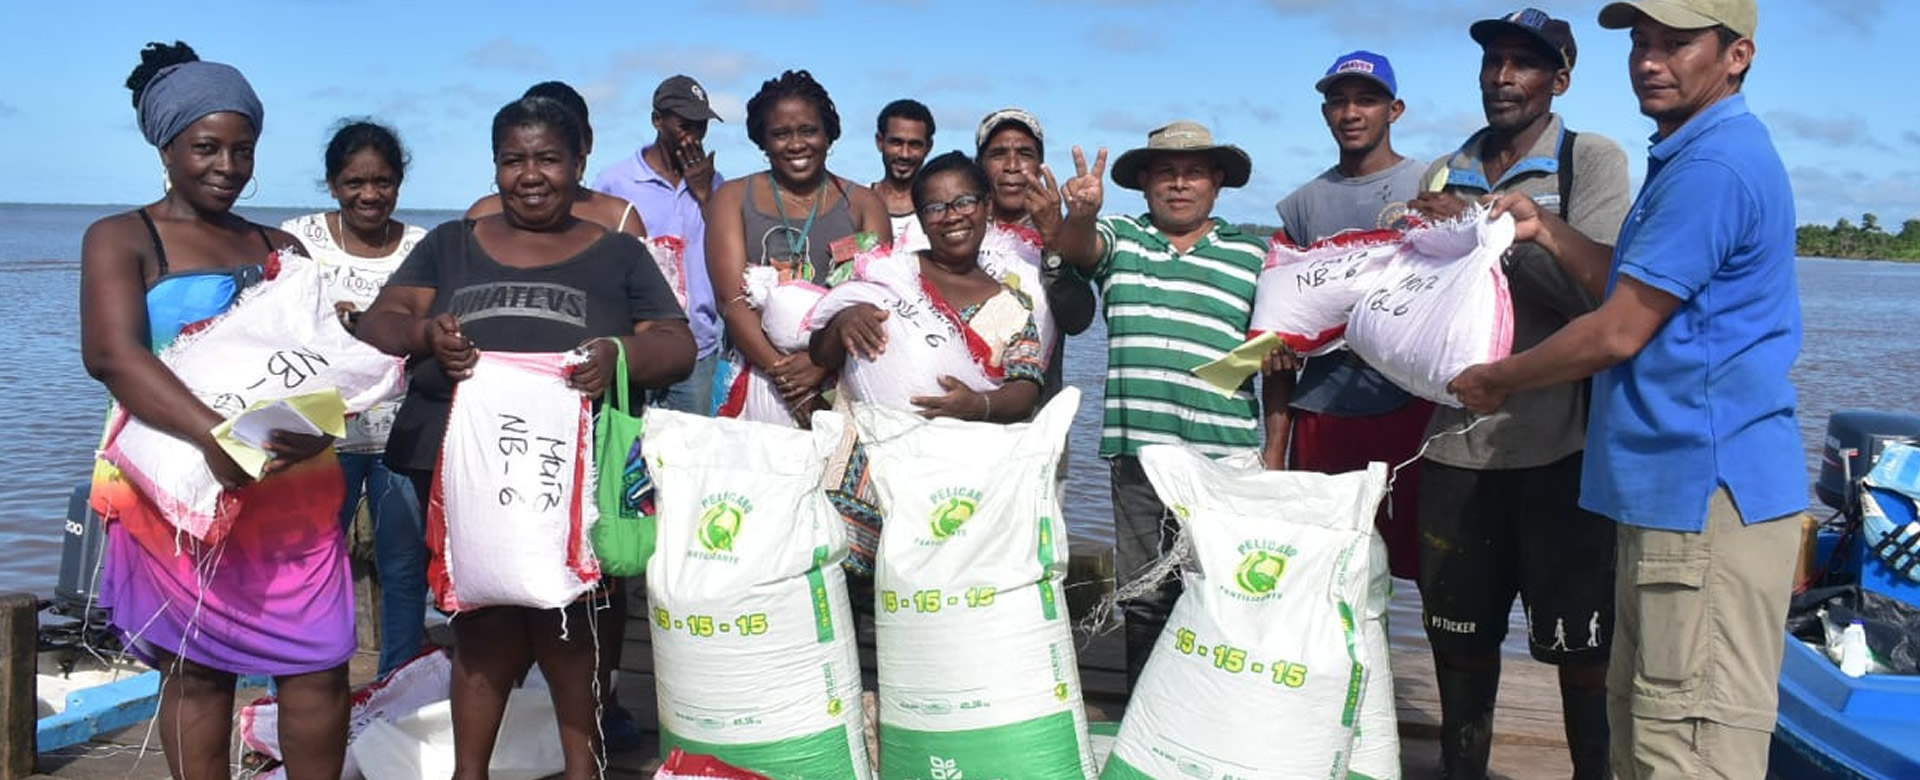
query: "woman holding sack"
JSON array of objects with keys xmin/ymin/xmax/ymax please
[
  {"xmin": 806, "ymin": 152, "xmax": 1048, "ymax": 576},
  {"xmin": 355, "ymin": 95, "xmax": 692, "ymax": 778},
  {"xmin": 705, "ymin": 69, "xmax": 890, "ymax": 424},
  {"xmin": 809, "ymin": 151, "xmax": 1046, "ymax": 422},
  {"xmin": 81, "ymin": 41, "xmax": 349, "ymax": 778}
]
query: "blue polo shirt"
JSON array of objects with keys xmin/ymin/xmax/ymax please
[
  {"xmin": 1580, "ymin": 94, "xmax": 1803, "ymax": 531},
  {"xmin": 593, "ymin": 148, "xmax": 725, "ymax": 358}
]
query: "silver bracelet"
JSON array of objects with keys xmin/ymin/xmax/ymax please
[{"xmin": 981, "ymin": 393, "xmax": 992, "ymax": 422}]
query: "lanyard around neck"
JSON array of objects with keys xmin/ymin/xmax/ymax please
[{"xmin": 769, "ymin": 175, "xmax": 823, "ymax": 261}]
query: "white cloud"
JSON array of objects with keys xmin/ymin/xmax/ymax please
[
  {"xmin": 464, "ymin": 38, "xmax": 552, "ymax": 72},
  {"xmin": 1790, "ymin": 166, "xmax": 1920, "ymax": 225},
  {"xmin": 606, "ymin": 47, "xmax": 775, "ymax": 91},
  {"xmin": 1810, "ymin": 0, "xmax": 1886, "ymax": 32},
  {"xmin": 1767, "ymin": 110, "xmax": 1888, "ymax": 151},
  {"xmin": 718, "ymin": 0, "xmax": 820, "ymax": 13},
  {"xmin": 1092, "ymin": 109, "xmax": 1153, "ymax": 135},
  {"xmin": 1086, "ymin": 23, "xmax": 1150, "ymax": 53},
  {"xmin": 1262, "ymin": 0, "xmax": 1516, "ymax": 36}
]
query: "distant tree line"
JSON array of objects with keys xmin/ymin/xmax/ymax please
[
  {"xmin": 1797, "ymin": 213, "xmax": 1920, "ymax": 261},
  {"xmin": 1238, "ymin": 214, "xmax": 1920, "ymax": 262}
]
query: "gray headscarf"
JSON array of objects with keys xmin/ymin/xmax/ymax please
[{"xmin": 136, "ymin": 61, "xmax": 264, "ymax": 148}]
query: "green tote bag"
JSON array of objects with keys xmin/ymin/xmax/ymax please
[{"xmin": 591, "ymin": 338, "xmax": 656, "ymax": 576}]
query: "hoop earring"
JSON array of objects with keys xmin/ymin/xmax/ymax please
[
  {"xmin": 240, "ymin": 178, "xmax": 259, "ymax": 200},
  {"xmin": 162, "ymin": 169, "xmax": 172, "ymax": 194},
  {"xmin": 489, "ymin": 181, "xmax": 500, "ymax": 194}
]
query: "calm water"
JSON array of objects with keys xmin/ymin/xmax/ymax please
[{"xmin": 4, "ymin": 201, "xmax": 1916, "ymax": 644}]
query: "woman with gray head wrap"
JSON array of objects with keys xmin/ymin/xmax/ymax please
[{"xmin": 83, "ymin": 40, "xmax": 351, "ymax": 778}]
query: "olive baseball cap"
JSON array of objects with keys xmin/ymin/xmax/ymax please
[{"xmin": 1598, "ymin": 0, "xmax": 1755, "ymax": 38}]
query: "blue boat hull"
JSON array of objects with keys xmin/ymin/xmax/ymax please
[{"xmin": 1770, "ymin": 530, "xmax": 1920, "ymax": 779}]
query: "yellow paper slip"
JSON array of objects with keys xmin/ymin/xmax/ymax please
[
  {"xmin": 209, "ymin": 390, "xmax": 349, "ymax": 478},
  {"xmin": 1192, "ymin": 332, "xmax": 1284, "ymax": 396}
]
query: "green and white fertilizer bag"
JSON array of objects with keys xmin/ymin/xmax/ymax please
[
  {"xmin": 644, "ymin": 409, "xmax": 871, "ymax": 780},
  {"xmin": 853, "ymin": 388, "xmax": 1095, "ymax": 780},
  {"xmin": 1103, "ymin": 446, "xmax": 1388, "ymax": 780},
  {"xmin": 1348, "ymin": 520, "xmax": 1400, "ymax": 780}
]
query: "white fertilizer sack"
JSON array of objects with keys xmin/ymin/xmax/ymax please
[
  {"xmin": 1102, "ymin": 447, "xmax": 1386, "ymax": 780},
  {"xmin": 1346, "ymin": 210, "xmax": 1516, "ymax": 407},
  {"xmin": 855, "ymin": 389, "xmax": 1094, "ymax": 780},
  {"xmin": 100, "ymin": 250, "xmax": 406, "ymax": 543},
  {"xmin": 1249, "ymin": 229, "xmax": 1400, "ymax": 356},
  {"xmin": 429, "ymin": 351, "xmax": 598, "ymax": 611},
  {"xmin": 645, "ymin": 409, "xmax": 871, "ymax": 780}
]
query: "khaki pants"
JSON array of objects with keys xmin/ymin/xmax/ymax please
[{"xmin": 1609, "ymin": 489, "xmax": 1800, "ymax": 780}]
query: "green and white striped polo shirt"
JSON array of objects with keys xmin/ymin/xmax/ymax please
[{"xmin": 1091, "ymin": 214, "xmax": 1264, "ymax": 458}]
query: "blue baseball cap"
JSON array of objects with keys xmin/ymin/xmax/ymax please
[{"xmin": 1315, "ymin": 50, "xmax": 1398, "ymax": 97}]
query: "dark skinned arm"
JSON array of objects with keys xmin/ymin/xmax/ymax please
[
  {"xmin": 1487, "ymin": 192, "xmax": 1616, "ymax": 302},
  {"xmin": 910, "ymin": 376, "xmax": 1042, "ymax": 423},
  {"xmin": 82, "ymin": 218, "xmax": 322, "ymax": 488},
  {"xmin": 1260, "ymin": 352, "xmax": 1300, "ymax": 470},
  {"xmin": 705, "ymin": 177, "xmax": 826, "ymax": 401}
]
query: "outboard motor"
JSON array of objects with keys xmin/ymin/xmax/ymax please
[
  {"xmin": 1817, "ymin": 411, "xmax": 1920, "ymax": 514},
  {"xmin": 53, "ymin": 483, "xmax": 110, "ymax": 624}
]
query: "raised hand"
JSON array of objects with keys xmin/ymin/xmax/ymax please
[
  {"xmin": 1061, "ymin": 146, "xmax": 1109, "ymax": 221},
  {"xmin": 676, "ymin": 135, "xmax": 717, "ymax": 205}
]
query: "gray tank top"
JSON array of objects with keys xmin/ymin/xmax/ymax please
[{"xmin": 741, "ymin": 173, "xmax": 858, "ymax": 284}]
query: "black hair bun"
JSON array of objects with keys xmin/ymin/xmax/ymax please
[{"xmin": 126, "ymin": 41, "xmax": 200, "ymax": 109}]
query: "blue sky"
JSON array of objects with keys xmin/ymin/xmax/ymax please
[{"xmin": 3, "ymin": 0, "xmax": 1914, "ymax": 227}]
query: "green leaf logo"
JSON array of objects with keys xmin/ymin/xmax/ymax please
[
  {"xmin": 1234, "ymin": 550, "xmax": 1288, "ymax": 596},
  {"xmin": 698, "ymin": 502, "xmax": 745, "ymax": 552},
  {"xmin": 929, "ymin": 496, "xmax": 977, "ymax": 540}
]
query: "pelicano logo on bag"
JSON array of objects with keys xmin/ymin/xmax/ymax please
[
  {"xmin": 925, "ymin": 487, "xmax": 982, "ymax": 542},
  {"xmin": 694, "ymin": 492, "xmax": 752, "ymax": 560},
  {"xmin": 1232, "ymin": 541, "xmax": 1296, "ymax": 600}
]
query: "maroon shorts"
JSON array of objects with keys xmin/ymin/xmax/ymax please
[{"xmin": 1289, "ymin": 400, "xmax": 1436, "ymax": 579}]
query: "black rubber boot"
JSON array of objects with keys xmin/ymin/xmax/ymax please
[
  {"xmin": 1558, "ymin": 663, "xmax": 1611, "ymax": 780},
  {"xmin": 1434, "ymin": 652, "xmax": 1501, "ymax": 780}
]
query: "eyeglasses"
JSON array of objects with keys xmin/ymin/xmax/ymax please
[{"xmin": 918, "ymin": 193, "xmax": 986, "ymax": 218}]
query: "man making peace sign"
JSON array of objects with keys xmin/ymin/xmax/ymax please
[{"xmin": 1055, "ymin": 121, "xmax": 1281, "ymax": 689}]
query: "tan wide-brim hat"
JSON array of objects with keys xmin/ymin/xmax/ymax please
[{"xmin": 1110, "ymin": 120, "xmax": 1253, "ymax": 191}]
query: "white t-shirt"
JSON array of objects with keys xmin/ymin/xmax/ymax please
[{"xmin": 280, "ymin": 212, "xmax": 427, "ymax": 454}]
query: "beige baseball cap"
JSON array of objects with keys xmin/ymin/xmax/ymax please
[{"xmin": 1598, "ymin": 0, "xmax": 1755, "ymax": 39}]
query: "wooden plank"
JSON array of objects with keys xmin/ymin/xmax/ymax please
[{"xmin": 1, "ymin": 593, "xmax": 38, "ymax": 779}]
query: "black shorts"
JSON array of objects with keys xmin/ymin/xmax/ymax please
[{"xmin": 1417, "ymin": 452, "xmax": 1615, "ymax": 664}]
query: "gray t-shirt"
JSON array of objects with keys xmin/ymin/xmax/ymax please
[
  {"xmin": 1419, "ymin": 114, "xmax": 1632, "ymax": 469},
  {"xmin": 1275, "ymin": 155, "xmax": 1427, "ymax": 416}
]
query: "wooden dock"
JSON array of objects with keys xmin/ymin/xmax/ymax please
[{"xmin": 31, "ymin": 576, "xmax": 1575, "ymax": 778}]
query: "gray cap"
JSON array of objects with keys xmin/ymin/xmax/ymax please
[
  {"xmin": 975, "ymin": 108, "xmax": 1044, "ymax": 152},
  {"xmin": 653, "ymin": 75, "xmax": 722, "ymax": 122}
]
